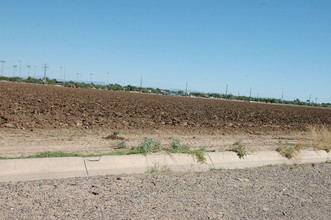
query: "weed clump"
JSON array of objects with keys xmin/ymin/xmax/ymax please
[
  {"xmin": 192, "ymin": 150, "xmax": 206, "ymax": 163},
  {"xmin": 276, "ymin": 141, "xmax": 303, "ymax": 159},
  {"xmin": 231, "ymin": 141, "xmax": 248, "ymax": 158},
  {"xmin": 135, "ymin": 138, "xmax": 162, "ymax": 154},
  {"xmin": 112, "ymin": 141, "xmax": 127, "ymax": 149},
  {"xmin": 170, "ymin": 139, "xmax": 189, "ymax": 151},
  {"xmin": 165, "ymin": 139, "xmax": 206, "ymax": 163},
  {"xmin": 310, "ymin": 126, "xmax": 331, "ymax": 152}
]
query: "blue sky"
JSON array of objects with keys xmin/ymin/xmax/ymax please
[{"xmin": 1, "ymin": 0, "xmax": 330, "ymax": 103}]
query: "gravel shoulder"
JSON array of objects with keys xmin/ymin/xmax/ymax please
[{"xmin": 1, "ymin": 163, "xmax": 330, "ymax": 219}]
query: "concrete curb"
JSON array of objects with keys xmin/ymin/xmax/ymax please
[{"xmin": 0, "ymin": 150, "xmax": 330, "ymax": 182}]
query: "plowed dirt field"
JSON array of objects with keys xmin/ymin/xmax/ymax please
[
  {"xmin": 1, "ymin": 81, "xmax": 330, "ymax": 132},
  {"xmin": 0, "ymin": 81, "xmax": 330, "ymax": 157}
]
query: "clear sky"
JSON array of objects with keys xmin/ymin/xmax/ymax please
[{"xmin": 1, "ymin": 0, "xmax": 330, "ymax": 103}]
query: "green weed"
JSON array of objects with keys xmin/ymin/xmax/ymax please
[
  {"xmin": 135, "ymin": 138, "xmax": 162, "ymax": 154},
  {"xmin": 230, "ymin": 141, "xmax": 248, "ymax": 158},
  {"xmin": 112, "ymin": 141, "xmax": 127, "ymax": 149},
  {"xmin": 170, "ymin": 139, "xmax": 189, "ymax": 151}
]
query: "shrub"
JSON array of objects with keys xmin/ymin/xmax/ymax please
[
  {"xmin": 170, "ymin": 139, "xmax": 189, "ymax": 151},
  {"xmin": 136, "ymin": 138, "xmax": 162, "ymax": 154},
  {"xmin": 112, "ymin": 141, "xmax": 127, "ymax": 149},
  {"xmin": 276, "ymin": 141, "xmax": 301, "ymax": 159},
  {"xmin": 231, "ymin": 141, "xmax": 248, "ymax": 158}
]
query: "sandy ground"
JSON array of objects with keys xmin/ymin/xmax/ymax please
[
  {"xmin": 0, "ymin": 163, "xmax": 330, "ymax": 219},
  {"xmin": 0, "ymin": 128, "xmax": 311, "ymax": 157}
]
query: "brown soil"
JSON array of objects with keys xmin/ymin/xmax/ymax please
[
  {"xmin": 0, "ymin": 127, "xmax": 311, "ymax": 158},
  {"xmin": 1, "ymin": 163, "xmax": 330, "ymax": 219},
  {"xmin": 1, "ymin": 81, "xmax": 330, "ymax": 132}
]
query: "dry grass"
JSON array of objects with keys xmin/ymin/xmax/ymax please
[
  {"xmin": 146, "ymin": 163, "xmax": 171, "ymax": 173},
  {"xmin": 309, "ymin": 126, "xmax": 331, "ymax": 152},
  {"xmin": 230, "ymin": 141, "xmax": 248, "ymax": 159},
  {"xmin": 276, "ymin": 141, "xmax": 303, "ymax": 159}
]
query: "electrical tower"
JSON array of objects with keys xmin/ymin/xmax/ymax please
[
  {"xmin": 43, "ymin": 64, "xmax": 48, "ymax": 84},
  {"xmin": 13, "ymin": 65, "xmax": 17, "ymax": 76},
  {"xmin": 26, "ymin": 65, "xmax": 31, "ymax": 77}
]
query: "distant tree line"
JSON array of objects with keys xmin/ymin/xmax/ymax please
[{"xmin": 1, "ymin": 76, "xmax": 330, "ymax": 109}]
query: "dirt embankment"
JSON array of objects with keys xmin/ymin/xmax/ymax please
[{"xmin": 0, "ymin": 81, "xmax": 330, "ymax": 132}]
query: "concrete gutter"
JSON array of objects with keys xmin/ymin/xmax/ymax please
[{"xmin": 0, "ymin": 150, "xmax": 330, "ymax": 182}]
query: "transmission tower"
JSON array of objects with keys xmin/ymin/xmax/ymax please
[
  {"xmin": 13, "ymin": 65, "xmax": 17, "ymax": 76},
  {"xmin": 43, "ymin": 64, "xmax": 48, "ymax": 83}
]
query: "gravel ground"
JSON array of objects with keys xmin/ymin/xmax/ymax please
[{"xmin": 1, "ymin": 163, "xmax": 330, "ymax": 219}]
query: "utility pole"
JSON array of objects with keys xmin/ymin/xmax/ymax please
[
  {"xmin": 249, "ymin": 87, "xmax": 252, "ymax": 98},
  {"xmin": 309, "ymin": 94, "xmax": 311, "ymax": 104},
  {"xmin": 90, "ymin": 73, "xmax": 93, "ymax": 84},
  {"xmin": 76, "ymin": 73, "xmax": 79, "ymax": 81},
  {"xmin": 315, "ymin": 97, "xmax": 317, "ymax": 104},
  {"xmin": 13, "ymin": 65, "xmax": 17, "ymax": 76},
  {"xmin": 0, "ymin": 60, "xmax": 5, "ymax": 76},
  {"xmin": 26, "ymin": 65, "xmax": 31, "ymax": 77},
  {"xmin": 63, "ymin": 65, "xmax": 66, "ymax": 81},
  {"xmin": 140, "ymin": 76, "xmax": 143, "ymax": 88},
  {"xmin": 225, "ymin": 84, "xmax": 228, "ymax": 97},
  {"xmin": 107, "ymin": 72, "xmax": 109, "ymax": 84},
  {"xmin": 185, "ymin": 82, "xmax": 188, "ymax": 94},
  {"xmin": 43, "ymin": 64, "xmax": 48, "ymax": 84},
  {"xmin": 281, "ymin": 91, "xmax": 284, "ymax": 100},
  {"xmin": 60, "ymin": 66, "xmax": 62, "ymax": 80},
  {"xmin": 19, "ymin": 60, "xmax": 22, "ymax": 77}
]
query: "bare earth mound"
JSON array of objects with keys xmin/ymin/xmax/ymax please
[{"xmin": 1, "ymin": 81, "xmax": 330, "ymax": 132}]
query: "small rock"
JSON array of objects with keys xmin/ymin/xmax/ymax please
[
  {"xmin": 4, "ymin": 123, "xmax": 15, "ymax": 128},
  {"xmin": 103, "ymin": 132, "xmax": 124, "ymax": 140},
  {"xmin": 91, "ymin": 191, "xmax": 99, "ymax": 195}
]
